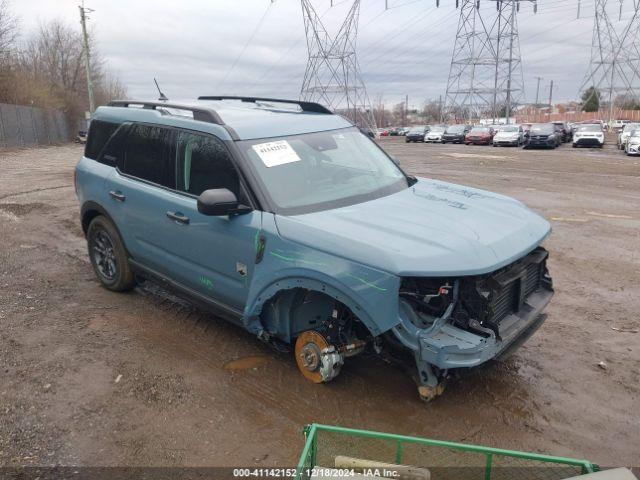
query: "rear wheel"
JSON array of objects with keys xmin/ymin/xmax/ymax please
[{"xmin": 87, "ymin": 215, "xmax": 135, "ymax": 292}]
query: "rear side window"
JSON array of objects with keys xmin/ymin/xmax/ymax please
[
  {"xmin": 122, "ymin": 124, "xmax": 175, "ymax": 188},
  {"xmin": 85, "ymin": 120, "xmax": 119, "ymax": 160},
  {"xmin": 175, "ymin": 132, "xmax": 239, "ymax": 197}
]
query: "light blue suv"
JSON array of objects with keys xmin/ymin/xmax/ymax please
[{"xmin": 76, "ymin": 96, "xmax": 553, "ymax": 401}]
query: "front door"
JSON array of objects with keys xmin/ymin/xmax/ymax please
[{"xmin": 108, "ymin": 124, "xmax": 260, "ymax": 312}]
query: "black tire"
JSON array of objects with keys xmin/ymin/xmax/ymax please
[{"xmin": 87, "ymin": 215, "xmax": 135, "ymax": 292}]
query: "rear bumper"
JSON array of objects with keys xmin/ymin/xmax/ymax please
[
  {"xmin": 494, "ymin": 139, "xmax": 519, "ymax": 146},
  {"xmin": 425, "ymin": 137, "xmax": 442, "ymax": 142},
  {"xmin": 466, "ymin": 138, "xmax": 491, "ymax": 144}
]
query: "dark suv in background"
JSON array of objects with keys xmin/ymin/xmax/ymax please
[
  {"xmin": 525, "ymin": 123, "xmax": 560, "ymax": 149},
  {"xmin": 552, "ymin": 121, "xmax": 571, "ymax": 143},
  {"xmin": 442, "ymin": 124, "xmax": 471, "ymax": 144}
]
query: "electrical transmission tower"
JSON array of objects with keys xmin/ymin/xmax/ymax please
[
  {"xmin": 443, "ymin": 0, "xmax": 533, "ymax": 124},
  {"xmin": 300, "ymin": 0, "xmax": 377, "ymax": 133},
  {"xmin": 579, "ymin": 0, "xmax": 640, "ymax": 122}
]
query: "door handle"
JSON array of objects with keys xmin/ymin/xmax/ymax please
[
  {"xmin": 166, "ymin": 211, "xmax": 190, "ymax": 225},
  {"xmin": 109, "ymin": 190, "xmax": 126, "ymax": 202}
]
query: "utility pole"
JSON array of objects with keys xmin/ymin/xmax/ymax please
[
  {"xmin": 79, "ymin": 2, "xmax": 95, "ymax": 115},
  {"xmin": 534, "ymin": 76, "xmax": 543, "ymax": 105},
  {"xmin": 548, "ymin": 80, "xmax": 553, "ymax": 119},
  {"xmin": 404, "ymin": 94, "xmax": 408, "ymax": 125}
]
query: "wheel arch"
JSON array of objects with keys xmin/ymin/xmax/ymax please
[
  {"xmin": 81, "ymin": 202, "xmax": 130, "ymax": 255},
  {"xmin": 247, "ymin": 275, "xmax": 382, "ymax": 343}
]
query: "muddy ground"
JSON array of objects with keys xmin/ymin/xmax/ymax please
[{"xmin": 0, "ymin": 138, "xmax": 638, "ymax": 469}]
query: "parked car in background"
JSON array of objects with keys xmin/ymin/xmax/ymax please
[
  {"xmin": 75, "ymin": 130, "xmax": 88, "ymax": 144},
  {"xmin": 388, "ymin": 127, "xmax": 400, "ymax": 136},
  {"xmin": 617, "ymin": 122, "xmax": 640, "ymax": 150},
  {"xmin": 524, "ymin": 123, "xmax": 559, "ymax": 149},
  {"xmin": 397, "ymin": 127, "xmax": 410, "ymax": 136},
  {"xmin": 424, "ymin": 125, "xmax": 447, "ymax": 143},
  {"xmin": 377, "ymin": 128, "xmax": 389, "ymax": 136},
  {"xmin": 493, "ymin": 125, "xmax": 524, "ymax": 147},
  {"xmin": 465, "ymin": 126, "xmax": 494, "ymax": 145},
  {"xmin": 625, "ymin": 128, "xmax": 640, "ymax": 155},
  {"xmin": 572, "ymin": 123, "xmax": 605, "ymax": 148},
  {"xmin": 551, "ymin": 121, "xmax": 571, "ymax": 142},
  {"xmin": 609, "ymin": 119, "xmax": 630, "ymax": 132},
  {"xmin": 441, "ymin": 124, "xmax": 471, "ymax": 144},
  {"xmin": 405, "ymin": 126, "xmax": 428, "ymax": 143}
]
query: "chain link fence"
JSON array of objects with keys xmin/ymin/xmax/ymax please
[{"xmin": 0, "ymin": 102, "xmax": 71, "ymax": 148}]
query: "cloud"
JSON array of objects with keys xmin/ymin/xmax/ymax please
[{"xmin": 9, "ymin": 0, "xmax": 636, "ymax": 107}]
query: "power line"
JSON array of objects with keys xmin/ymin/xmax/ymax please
[{"xmin": 217, "ymin": 1, "xmax": 274, "ymax": 91}]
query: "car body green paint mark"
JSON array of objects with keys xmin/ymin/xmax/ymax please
[
  {"xmin": 345, "ymin": 273, "xmax": 387, "ymax": 292},
  {"xmin": 199, "ymin": 275, "xmax": 214, "ymax": 290},
  {"xmin": 269, "ymin": 251, "xmax": 326, "ymax": 267}
]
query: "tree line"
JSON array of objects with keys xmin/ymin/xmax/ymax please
[{"xmin": 0, "ymin": 0, "xmax": 125, "ymax": 129}]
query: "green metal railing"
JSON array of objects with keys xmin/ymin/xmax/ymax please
[{"xmin": 296, "ymin": 424, "xmax": 598, "ymax": 480}]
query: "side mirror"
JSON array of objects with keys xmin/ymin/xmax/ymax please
[{"xmin": 197, "ymin": 188, "xmax": 251, "ymax": 216}]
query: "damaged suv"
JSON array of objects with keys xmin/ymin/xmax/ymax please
[{"xmin": 76, "ymin": 96, "xmax": 553, "ymax": 401}]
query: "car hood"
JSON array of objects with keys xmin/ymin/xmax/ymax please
[{"xmin": 274, "ymin": 177, "xmax": 551, "ymax": 277}]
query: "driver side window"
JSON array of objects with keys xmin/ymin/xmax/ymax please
[{"xmin": 175, "ymin": 132, "xmax": 240, "ymax": 197}]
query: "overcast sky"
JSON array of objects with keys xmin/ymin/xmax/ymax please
[{"xmin": 9, "ymin": 0, "xmax": 639, "ymax": 108}]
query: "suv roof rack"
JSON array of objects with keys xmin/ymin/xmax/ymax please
[
  {"xmin": 107, "ymin": 100, "xmax": 224, "ymax": 125},
  {"xmin": 196, "ymin": 96, "xmax": 332, "ymax": 115}
]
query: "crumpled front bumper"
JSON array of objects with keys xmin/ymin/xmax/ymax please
[
  {"xmin": 418, "ymin": 288, "xmax": 552, "ymax": 368},
  {"xmin": 394, "ymin": 287, "xmax": 553, "ymax": 370},
  {"xmin": 627, "ymin": 144, "xmax": 639, "ymax": 154}
]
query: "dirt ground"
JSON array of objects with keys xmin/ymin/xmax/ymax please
[{"xmin": 0, "ymin": 137, "xmax": 638, "ymax": 469}]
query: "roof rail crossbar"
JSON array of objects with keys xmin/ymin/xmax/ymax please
[
  {"xmin": 197, "ymin": 96, "xmax": 333, "ymax": 115},
  {"xmin": 107, "ymin": 100, "xmax": 224, "ymax": 125}
]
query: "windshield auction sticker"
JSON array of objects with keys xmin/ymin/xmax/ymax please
[{"xmin": 252, "ymin": 140, "xmax": 301, "ymax": 167}]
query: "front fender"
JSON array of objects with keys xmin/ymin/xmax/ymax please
[{"xmin": 243, "ymin": 216, "xmax": 401, "ymax": 339}]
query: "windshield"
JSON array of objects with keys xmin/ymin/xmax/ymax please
[
  {"xmin": 469, "ymin": 128, "xmax": 489, "ymax": 134},
  {"xmin": 445, "ymin": 125, "xmax": 465, "ymax": 133},
  {"xmin": 577, "ymin": 124, "xmax": 602, "ymax": 132},
  {"xmin": 530, "ymin": 124, "xmax": 553, "ymax": 133},
  {"xmin": 430, "ymin": 126, "xmax": 446, "ymax": 133},
  {"xmin": 408, "ymin": 127, "xmax": 425, "ymax": 133},
  {"xmin": 623, "ymin": 123, "xmax": 639, "ymax": 132},
  {"xmin": 239, "ymin": 128, "xmax": 408, "ymax": 215},
  {"xmin": 498, "ymin": 126, "xmax": 519, "ymax": 132}
]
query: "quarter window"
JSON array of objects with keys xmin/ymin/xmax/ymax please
[
  {"xmin": 122, "ymin": 124, "xmax": 175, "ymax": 188},
  {"xmin": 175, "ymin": 132, "xmax": 239, "ymax": 197},
  {"xmin": 85, "ymin": 120, "xmax": 119, "ymax": 160}
]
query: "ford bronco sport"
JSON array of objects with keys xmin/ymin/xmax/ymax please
[{"xmin": 76, "ymin": 96, "xmax": 553, "ymax": 401}]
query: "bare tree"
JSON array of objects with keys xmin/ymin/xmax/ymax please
[{"xmin": 0, "ymin": 0, "xmax": 17, "ymax": 54}]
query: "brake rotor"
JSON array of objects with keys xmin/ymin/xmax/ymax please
[{"xmin": 295, "ymin": 331, "xmax": 330, "ymax": 383}]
